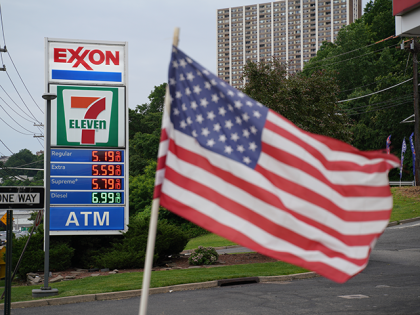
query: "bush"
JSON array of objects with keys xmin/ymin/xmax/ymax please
[
  {"xmin": 93, "ymin": 217, "xmax": 188, "ymax": 269},
  {"xmin": 135, "ymin": 206, "xmax": 209, "ymax": 239},
  {"xmin": 188, "ymin": 246, "xmax": 219, "ymax": 266},
  {"xmin": 11, "ymin": 225, "xmax": 74, "ymax": 279}
]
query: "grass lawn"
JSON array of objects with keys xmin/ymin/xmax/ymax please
[
  {"xmin": 184, "ymin": 233, "xmax": 237, "ymax": 250},
  {"xmin": 2, "ymin": 261, "xmax": 306, "ymax": 304},
  {"xmin": 390, "ymin": 187, "xmax": 420, "ymax": 222}
]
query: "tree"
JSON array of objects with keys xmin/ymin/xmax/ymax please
[
  {"xmin": 1, "ymin": 149, "xmax": 43, "ymax": 185},
  {"xmin": 241, "ymin": 57, "xmax": 352, "ymax": 142},
  {"xmin": 129, "ymin": 83, "xmax": 166, "ymax": 176}
]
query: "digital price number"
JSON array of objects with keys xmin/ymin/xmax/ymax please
[
  {"xmin": 92, "ymin": 150, "xmax": 122, "ymax": 162},
  {"xmin": 92, "ymin": 192, "xmax": 122, "ymax": 204},
  {"xmin": 92, "ymin": 178, "xmax": 121, "ymax": 190},
  {"xmin": 92, "ymin": 164, "xmax": 122, "ymax": 176}
]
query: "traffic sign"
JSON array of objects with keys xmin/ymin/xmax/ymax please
[{"xmin": 0, "ymin": 187, "xmax": 44, "ymax": 209}]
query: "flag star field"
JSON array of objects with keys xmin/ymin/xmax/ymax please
[{"xmin": 168, "ymin": 47, "xmax": 268, "ymax": 169}]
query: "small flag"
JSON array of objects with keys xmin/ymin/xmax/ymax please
[
  {"xmin": 386, "ymin": 135, "xmax": 391, "ymax": 154},
  {"xmin": 400, "ymin": 138, "xmax": 407, "ymax": 179},
  {"xmin": 155, "ymin": 46, "xmax": 400, "ymax": 283},
  {"xmin": 409, "ymin": 132, "xmax": 416, "ymax": 177}
]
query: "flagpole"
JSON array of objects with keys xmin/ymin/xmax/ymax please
[{"xmin": 138, "ymin": 27, "xmax": 179, "ymax": 315}]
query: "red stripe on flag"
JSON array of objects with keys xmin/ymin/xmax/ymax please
[
  {"xmin": 153, "ymin": 184, "xmax": 162, "ymax": 199},
  {"xmin": 160, "ymin": 193, "xmax": 357, "ymax": 283},
  {"xmin": 156, "ymin": 155, "xmax": 166, "ymax": 171},
  {"xmin": 256, "ymin": 164, "xmax": 391, "ymax": 221},
  {"xmin": 164, "ymin": 166, "xmax": 370, "ymax": 265},
  {"xmin": 262, "ymin": 142, "xmax": 392, "ymax": 197},
  {"xmin": 168, "ymin": 139, "xmax": 391, "ymax": 222},
  {"xmin": 265, "ymin": 119, "xmax": 399, "ymax": 172}
]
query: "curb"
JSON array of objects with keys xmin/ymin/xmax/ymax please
[
  {"xmin": 0, "ymin": 272, "xmax": 318, "ymax": 310},
  {"xmin": 387, "ymin": 216, "xmax": 420, "ymax": 227},
  {"xmin": 181, "ymin": 245, "xmax": 242, "ymax": 254}
]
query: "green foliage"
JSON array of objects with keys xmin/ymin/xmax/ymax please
[
  {"xmin": 188, "ymin": 246, "xmax": 219, "ymax": 266},
  {"xmin": 129, "ymin": 83, "xmax": 165, "ymax": 176},
  {"xmin": 0, "ymin": 149, "xmax": 44, "ymax": 186},
  {"xmin": 11, "ymin": 226, "xmax": 74, "ymax": 279},
  {"xmin": 129, "ymin": 160, "xmax": 157, "ymax": 215},
  {"xmin": 93, "ymin": 217, "xmax": 188, "ymax": 269},
  {"xmin": 241, "ymin": 58, "xmax": 352, "ymax": 142}
]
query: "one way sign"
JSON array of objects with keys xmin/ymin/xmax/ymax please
[{"xmin": 0, "ymin": 187, "xmax": 44, "ymax": 209}]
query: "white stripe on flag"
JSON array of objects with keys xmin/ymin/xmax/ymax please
[
  {"xmin": 267, "ymin": 112, "xmax": 399, "ymax": 167},
  {"xmin": 165, "ymin": 150, "xmax": 372, "ymax": 259},
  {"xmin": 161, "ymin": 179, "xmax": 366, "ymax": 276},
  {"xmin": 258, "ymin": 152, "xmax": 393, "ymax": 210},
  {"xmin": 171, "ymin": 128, "xmax": 393, "ymax": 212},
  {"xmin": 262, "ymin": 128, "xmax": 391, "ymax": 186}
]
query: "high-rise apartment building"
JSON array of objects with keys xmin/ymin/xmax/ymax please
[{"xmin": 217, "ymin": 0, "xmax": 362, "ymax": 88}]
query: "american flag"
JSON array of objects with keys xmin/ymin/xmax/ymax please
[
  {"xmin": 154, "ymin": 46, "xmax": 400, "ymax": 283},
  {"xmin": 386, "ymin": 135, "xmax": 391, "ymax": 154}
]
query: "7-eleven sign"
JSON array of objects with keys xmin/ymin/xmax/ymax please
[{"xmin": 50, "ymin": 85, "xmax": 125, "ymax": 147}]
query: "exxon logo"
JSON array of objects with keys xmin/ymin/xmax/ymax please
[{"xmin": 54, "ymin": 47, "xmax": 120, "ymax": 71}]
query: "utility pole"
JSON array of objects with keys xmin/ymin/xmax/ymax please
[{"xmin": 411, "ymin": 39, "xmax": 420, "ymax": 185}]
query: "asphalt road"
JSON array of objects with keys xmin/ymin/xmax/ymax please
[{"xmin": 12, "ymin": 222, "xmax": 420, "ymax": 315}]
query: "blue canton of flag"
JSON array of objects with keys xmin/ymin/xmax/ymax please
[{"xmin": 168, "ymin": 46, "xmax": 268, "ymax": 169}]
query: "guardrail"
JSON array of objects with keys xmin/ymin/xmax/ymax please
[{"xmin": 389, "ymin": 181, "xmax": 416, "ymax": 186}]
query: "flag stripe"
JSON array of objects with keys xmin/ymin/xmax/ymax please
[
  {"xmin": 266, "ymin": 111, "xmax": 400, "ymax": 168},
  {"xmin": 166, "ymin": 137, "xmax": 390, "ymax": 235},
  {"xmin": 168, "ymin": 131, "xmax": 392, "ymax": 217},
  {"xmin": 164, "ymin": 164, "xmax": 371, "ymax": 263},
  {"xmin": 160, "ymin": 192, "xmax": 357, "ymax": 283},
  {"xmin": 160, "ymin": 180, "xmax": 366, "ymax": 277},
  {"xmin": 262, "ymin": 129, "xmax": 392, "ymax": 189}
]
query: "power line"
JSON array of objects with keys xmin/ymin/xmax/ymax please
[
  {"xmin": 346, "ymin": 100, "xmax": 413, "ymax": 116},
  {"xmin": 0, "ymin": 102, "xmax": 38, "ymax": 134},
  {"xmin": 338, "ymin": 78, "xmax": 413, "ymax": 103},
  {"xmin": 304, "ymin": 43, "xmax": 398, "ymax": 70},
  {"xmin": 340, "ymin": 76, "xmax": 411, "ymax": 93},
  {"xmin": 0, "ymin": 85, "xmax": 38, "ymax": 122},
  {"xmin": 0, "ymin": 95, "xmax": 36, "ymax": 123},
  {"xmin": 6, "ymin": 52, "xmax": 43, "ymax": 114},
  {"xmin": 307, "ymin": 34, "xmax": 398, "ymax": 66},
  {"xmin": 0, "ymin": 5, "xmax": 5, "ymax": 47},
  {"xmin": 0, "ymin": 115, "xmax": 33, "ymax": 135},
  {"xmin": 5, "ymin": 71, "xmax": 41, "ymax": 123},
  {"xmin": 36, "ymin": 137, "xmax": 44, "ymax": 148},
  {"xmin": 0, "ymin": 139, "xmax": 13, "ymax": 154},
  {"xmin": 338, "ymin": 94, "xmax": 413, "ymax": 111}
]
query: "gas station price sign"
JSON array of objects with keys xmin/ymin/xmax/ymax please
[
  {"xmin": 47, "ymin": 38, "xmax": 128, "ymax": 236},
  {"xmin": 49, "ymin": 147, "xmax": 128, "ymax": 234}
]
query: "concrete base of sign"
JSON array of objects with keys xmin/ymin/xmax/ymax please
[{"xmin": 31, "ymin": 288, "xmax": 59, "ymax": 298}]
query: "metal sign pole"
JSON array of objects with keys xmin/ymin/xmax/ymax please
[
  {"xmin": 4, "ymin": 209, "xmax": 13, "ymax": 315},
  {"xmin": 32, "ymin": 94, "xmax": 58, "ymax": 298}
]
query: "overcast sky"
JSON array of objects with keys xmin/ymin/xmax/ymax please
[{"xmin": 0, "ymin": 0, "xmax": 370, "ymax": 156}]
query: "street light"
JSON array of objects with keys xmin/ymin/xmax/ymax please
[{"xmin": 32, "ymin": 93, "xmax": 58, "ymax": 297}]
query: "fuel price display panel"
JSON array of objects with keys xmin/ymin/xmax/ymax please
[{"xmin": 50, "ymin": 149, "xmax": 126, "ymax": 206}]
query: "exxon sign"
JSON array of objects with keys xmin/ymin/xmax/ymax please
[{"xmin": 47, "ymin": 40, "xmax": 126, "ymax": 85}]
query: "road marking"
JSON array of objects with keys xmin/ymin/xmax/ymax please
[{"xmin": 338, "ymin": 295, "xmax": 369, "ymax": 299}]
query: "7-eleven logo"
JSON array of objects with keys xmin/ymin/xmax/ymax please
[
  {"xmin": 70, "ymin": 96, "xmax": 106, "ymax": 144},
  {"xmin": 55, "ymin": 88, "xmax": 119, "ymax": 147}
]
